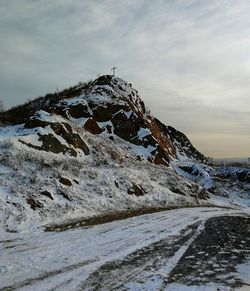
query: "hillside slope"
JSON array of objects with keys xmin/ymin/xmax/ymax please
[{"xmin": 0, "ymin": 75, "xmax": 221, "ymax": 234}]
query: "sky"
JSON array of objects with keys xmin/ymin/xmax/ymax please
[{"xmin": 0, "ymin": 0, "xmax": 249, "ymax": 158}]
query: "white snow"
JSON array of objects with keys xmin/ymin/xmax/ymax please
[
  {"xmin": 0, "ymin": 75, "xmax": 249, "ymax": 290},
  {"xmin": 0, "ymin": 207, "xmax": 245, "ymax": 290},
  {"xmin": 0, "ymin": 121, "xmax": 210, "ymax": 234},
  {"xmin": 235, "ymin": 257, "xmax": 250, "ymax": 288},
  {"xmin": 131, "ymin": 144, "xmax": 156, "ymax": 160},
  {"xmin": 164, "ymin": 283, "xmax": 231, "ymax": 291},
  {"xmin": 137, "ymin": 127, "xmax": 151, "ymax": 141},
  {"xmin": 124, "ymin": 110, "xmax": 133, "ymax": 119},
  {"xmin": 58, "ymin": 97, "xmax": 88, "ymax": 107},
  {"xmin": 173, "ymin": 161, "xmax": 213, "ymax": 189}
]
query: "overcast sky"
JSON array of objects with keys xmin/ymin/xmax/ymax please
[{"xmin": 0, "ymin": 0, "xmax": 249, "ymax": 158}]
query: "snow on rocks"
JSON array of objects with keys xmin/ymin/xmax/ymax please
[
  {"xmin": 0, "ymin": 116, "xmax": 212, "ymax": 234},
  {"xmin": 20, "ymin": 111, "xmax": 90, "ymax": 157},
  {"xmin": 0, "ymin": 74, "xmax": 248, "ymax": 234},
  {"xmin": 173, "ymin": 160, "xmax": 250, "ymax": 208}
]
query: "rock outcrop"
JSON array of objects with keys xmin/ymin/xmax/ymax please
[{"xmin": 0, "ymin": 75, "xmax": 204, "ymax": 164}]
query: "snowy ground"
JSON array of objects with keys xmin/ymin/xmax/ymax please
[
  {"xmin": 0, "ymin": 130, "xmax": 213, "ymax": 234},
  {"xmin": 0, "ymin": 207, "xmax": 249, "ymax": 291}
]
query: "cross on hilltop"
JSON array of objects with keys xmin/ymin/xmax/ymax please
[{"xmin": 111, "ymin": 67, "xmax": 117, "ymax": 76}]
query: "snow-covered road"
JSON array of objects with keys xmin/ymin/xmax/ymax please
[{"xmin": 0, "ymin": 207, "xmax": 249, "ymax": 291}]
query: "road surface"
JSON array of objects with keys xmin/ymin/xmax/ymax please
[{"xmin": 0, "ymin": 207, "xmax": 249, "ymax": 290}]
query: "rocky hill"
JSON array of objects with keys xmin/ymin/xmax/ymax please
[
  {"xmin": 0, "ymin": 75, "xmax": 206, "ymax": 164},
  {"xmin": 0, "ymin": 75, "xmax": 235, "ymax": 234}
]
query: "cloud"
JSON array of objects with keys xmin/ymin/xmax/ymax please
[{"xmin": 0, "ymin": 0, "xmax": 249, "ymax": 157}]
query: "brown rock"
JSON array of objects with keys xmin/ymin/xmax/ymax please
[
  {"xmin": 93, "ymin": 75, "xmax": 113, "ymax": 85},
  {"xmin": 27, "ymin": 197, "xmax": 43, "ymax": 210},
  {"xmin": 68, "ymin": 103, "xmax": 91, "ymax": 118},
  {"xmin": 111, "ymin": 111, "xmax": 142, "ymax": 142},
  {"xmin": 41, "ymin": 190, "xmax": 54, "ymax": 200},
  {"xmin": 19, "ymin": 134, "xmax": 78, "ymax": 157},
  {"xmin": 154, "ymin": 153, "xmax": 169, "ymax": 166},
  {"xmin": 92, "ymin": 105, "xmax": 112, "ymax": 122},
  {"xmin": 59, "ymin": 177, "xmax": 72, "ymax": 186},
  {"xmin": 23, "ymin": 117, "xmax": 90, "ymax": 156},
  {"xmin": 154, "ymin": 146, "xmax": 169, "ymax": 166},
  {"xmin": 84, "ymin": 117, "xmax": 104, "ymax": 134},
  {"xmin": 25, "ymin": 118, "xmax": 50, "ymax": 129},
  {"xmin": 127, "ymin": 184, "xmax": 146, "ymax": 196}
]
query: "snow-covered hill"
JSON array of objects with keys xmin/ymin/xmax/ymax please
[
  {"xmin": 0, "ymin": 75, "xmax": 248, "ymax": 234},
  {"xmin": 0, "ymin": 75, "xmax": 206, "ymax": 164}
]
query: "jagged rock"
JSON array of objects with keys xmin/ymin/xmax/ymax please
[
  {"xmin": 92, "ymin": 105, "xmax": 112, "ymax": 122},
  {"xmin": 93, "ymin": 74, "xmax": 113, "ymax": 86},
  {"xmin": 153, "ymin": 146, "xmax": 170, "ymax": 166},
  {"xmin": 27, "ymin": 197, "xmax": 43, "ymax": 210},
  {"xmin": 21, "ymin": 115, "xmax": 90, "ymax": 156},
  {"xmin": 41, "ymin": 191, "xmax": 54, "ymax": 200},
  {"xmin": 109, "ymin": 149, "xmax": 123, "ymax": 163},
  {"xmin": 25, "ymin": 118, "xmax": 50, "ymax": 129},
  {"xmin": 213, "ymin": 169, "xmax": 250, "ymax": 183},
  {"xmin": 68, "ymin": 103, "xmax": 91, "ymax": 118},
  {"xmin": 52, "ymin": 123, "xmax": 90, "ymax": 155},
  {"xmin": 111, "ymin": 111, "xmax": 143, "ymax": 143},
  {"xmin": 179, "ymin": 166, "xmax": 195, "ymax": 175},
  {"xmin": 91, "ymin": 104, "xmax": 128, "ymax": 122},
  {"xmin": 155, "ymin": 120, "xmax": 206, "ymax": 162},
  {"xmin": 238, "ymin": 170, "xmax": 250, "ymax": 183},
  {"xmin": 84, "ymin": 117, "xmax": 104, "ymax": 134},
  {"xmin": 197, "ymin": 188, "xmax": 209, "ymax": 200},
  {"xmin": 19, "ymin": 134, "xmax": 78, "ymax": 156},
  {"xmin": 170, "ymin": 187, "xmax": 186, "ymax": 196},
  {"xmin": 145, "ymin": 116, "xmax": 175, "ymax": 163},
  {"xmin": 127, "ymin": 184, "xmax": 147, "ymax": 196}
]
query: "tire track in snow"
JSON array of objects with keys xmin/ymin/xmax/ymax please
[
  {"xmin": 77, "ymin": 222, "xmax": 201, "ymax": 291},
  {"xmin": 0, "ymin": 207, "xmax": 243, "ymax": 290},
  {"xmin": 0, "ymin": 259, "xmax": 98, "ymax": 291}
]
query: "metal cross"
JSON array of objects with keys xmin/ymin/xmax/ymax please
[{"xmin": 111, "ymin": 67, "xmax": 117, "ymax": 76}]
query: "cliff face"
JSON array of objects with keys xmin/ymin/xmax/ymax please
[{"xmin": 154, "ymin": 119, "xmax": 206, "ymax": 162}]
